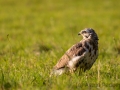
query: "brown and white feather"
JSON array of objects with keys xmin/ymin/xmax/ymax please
[{"xmin": 51, "ymin": 28, "xmax": 99, "ymax": 76}]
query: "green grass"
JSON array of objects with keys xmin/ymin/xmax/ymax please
[{"xmin": 0, "ymin": 0, "xmax": 120, "ymax": 89}]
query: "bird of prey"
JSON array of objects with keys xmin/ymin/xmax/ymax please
[{"xmin": 51, "ymin": 28, "xmax": 99, "ymax": 76}]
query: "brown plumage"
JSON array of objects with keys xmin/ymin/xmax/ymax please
[{"xmin": 51, "ymin": 28, "xmax": 99, "ymax": 76}]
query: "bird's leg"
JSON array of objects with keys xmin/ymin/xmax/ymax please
[{"xmin": 69, "ymin": 68, "xmax": 76, "ymax": 73}]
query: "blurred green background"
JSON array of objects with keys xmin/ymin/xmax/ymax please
[{"xmin": 0, "ymin": 0, "xmax": 120, "ymax": 89}]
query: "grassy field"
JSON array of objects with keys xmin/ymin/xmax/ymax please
[{"xmin": 0, "ymin": 0, "xmax": 120, "ymax": 89}]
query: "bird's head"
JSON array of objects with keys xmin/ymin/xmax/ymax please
[{"xmin": 78, "ymin": 28, "xmax": 99, "ymax": 40}]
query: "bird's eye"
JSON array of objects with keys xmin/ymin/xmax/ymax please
[
  {"xmin": 83, "ymin": 31, "xmax": 87, "ymax": 33},
  {"xmin": 81, "ymin": 30, "xmax": 87, "ymax": 34}
]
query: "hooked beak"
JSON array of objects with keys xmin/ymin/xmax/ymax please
[{"xmin": 78, "ymin": 32, "xmax": 81, "ymax": 35}]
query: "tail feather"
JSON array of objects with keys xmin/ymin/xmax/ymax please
[{"xmin": 50, "ymin": 68, "xmax": 66, "ymax": 77}]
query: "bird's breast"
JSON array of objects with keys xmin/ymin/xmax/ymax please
[{"xmin": 79, "ymin": 41, "xmax": 98, "ymax": 70}]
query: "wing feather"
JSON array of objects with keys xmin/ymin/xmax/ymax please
[{"xmin": 54, "ymin": 41, "xmax": 87, "ymax": 70}]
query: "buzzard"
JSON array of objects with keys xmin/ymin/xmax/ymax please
[{"xmin": 51, "ymin": 28, "xmax": 99, "ymax": 76}]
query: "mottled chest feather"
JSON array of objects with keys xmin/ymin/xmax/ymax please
[{"xmin": 77, "ymin": 40, "xmax": 98, "ymax": 70}]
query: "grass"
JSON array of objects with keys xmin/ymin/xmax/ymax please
[{"xmin": 0, "ymin": 0, "xmax": 120, "ymax": 89}]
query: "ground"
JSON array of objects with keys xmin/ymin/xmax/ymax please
[{"xmin": 0, "ymin": 0, "xmax": 120, "ymax": 89}]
